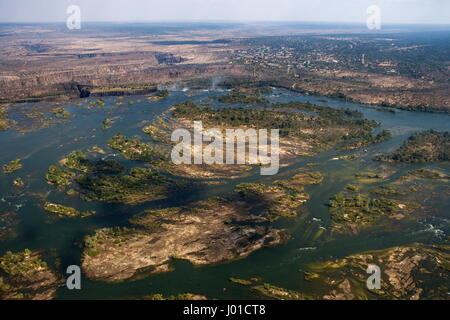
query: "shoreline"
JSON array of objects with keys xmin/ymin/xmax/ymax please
[{"xmin": 3, "ymin": 79, "xmax": 449, "ymax": 115}]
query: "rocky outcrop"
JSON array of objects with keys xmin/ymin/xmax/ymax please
[
  {"xmin": 0, "ymin": 250, "xmax": 62, "ymax": 300},
  {"xmin": 306, "ymin": 244, "xmax": 450, "ymax": 300},
  {"xmin": 82, "ymin": 197, "xmax": 290, "ymax": 282}
]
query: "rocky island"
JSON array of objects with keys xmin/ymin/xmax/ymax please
[{"xmin": 0, "ymin": 250, "xmax": 61, "ymax": 300}]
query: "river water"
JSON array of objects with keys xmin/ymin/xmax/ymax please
[{"xmin": 0, "ymin": 89, "xmax": 448, "ymax": 299}]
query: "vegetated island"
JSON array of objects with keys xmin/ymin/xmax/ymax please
[
  {"xmin": 81, "ymin": 171, "xmax": 321, "ymax": 282},
  {"xmin": 0, "ymin": 249, "xmax": 62, "ymax": 300},
  {"xmin": 377, "ymin": 130, "xmax": 449, "ymax": 163},
  {"xmin": 329, "ymin": 192, "xmax": 420, "ymax": 235},
  {"xmin": 2, "ymin": 159, "xmax": 23, "ymax": 174},
  {"xmin": 137, "ymin": 99, "xmax": 391, "ymax": 179},
  {"xmin": 43, "ymin": 202, "xmax": 96, "ymax": 218}
]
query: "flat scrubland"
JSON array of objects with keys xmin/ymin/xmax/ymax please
[{"xmin": 0, "ymin": 23, "xmax": 448, "ymax": 112}]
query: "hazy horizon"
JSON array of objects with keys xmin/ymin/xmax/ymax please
[
  {"xmin": 0, "ymin": 20, "xmax": 449, "ymax": 27},
  {"xmin": 0, "ymin": 0, "xmax": 449, "ymax": 25}
]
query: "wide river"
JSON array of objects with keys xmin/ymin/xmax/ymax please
[{"xmin": 0, "ymin": 89, "xmax": 448, "ymax": 299}]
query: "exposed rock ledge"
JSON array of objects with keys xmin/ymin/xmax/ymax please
[{"xmin": 82, "ymin": 197, "xmax": 290, "ymax": 282}]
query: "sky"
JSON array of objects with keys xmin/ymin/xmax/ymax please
[{"xmin": 0, "ymin": 0, "xmax": 449, "ymax": 24}]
